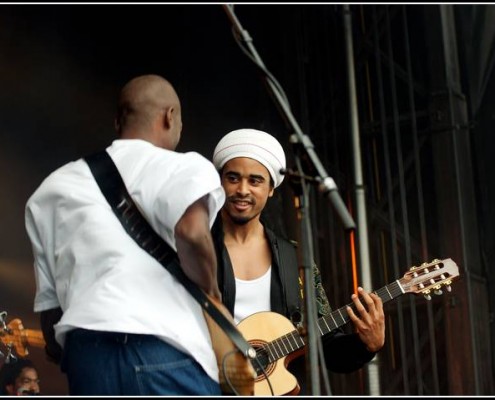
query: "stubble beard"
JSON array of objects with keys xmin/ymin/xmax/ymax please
[
  {"xmin": 225, "ymin": 195, "xmax": 260, "ymax": 226},
  {"xmin": 225, "ymin": 206, "xmax": 260, "ymax": 226},
  {"xmin": 230, "ymin": 213, "xmax": 254, "ymax": 225}
]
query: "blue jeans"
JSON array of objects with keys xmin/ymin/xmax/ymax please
[{"xmin": 61, "ymin": 328, "xmax": 221, "ymax": 395}]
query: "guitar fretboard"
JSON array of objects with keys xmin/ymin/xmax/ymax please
[
  {"xmin": 23, "ymin": 329, "xmax": 46, "ymax": 347},
  {"xmin": 262, "ymin": 280, "xmax": 404, "ymax": 363}
]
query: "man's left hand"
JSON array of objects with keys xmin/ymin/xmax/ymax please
[{"xmin": 346, "ymin": 287, "xmax": 385, "ymax": 353}]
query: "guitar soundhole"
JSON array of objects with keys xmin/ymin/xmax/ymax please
[{"xmin": 249, "ymin": 340, "xmax": 276, "ymax": 381}]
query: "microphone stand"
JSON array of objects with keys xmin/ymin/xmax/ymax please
[
  {"xmin": 222, "ymin": 4, "xmax": 356, "ymax": 396},
  {"xmin": 283, "ymin": 162, "xmax": 329, "ymax": 396}
]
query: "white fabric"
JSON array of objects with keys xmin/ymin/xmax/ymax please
[
  {"xmin": 212, "ymin": 129, "xmax": 286, "ymax": 188},
  {"xmin": 233, "ymin": 267, "xmax": 272, "ymax": 324},
  {"xmin": 25, "ymin": 139, "xmax": 225, "ymax": 382}
]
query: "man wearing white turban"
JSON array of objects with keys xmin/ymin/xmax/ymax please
[{"xmin": 211, "ymin": 128, "xmax": 385, "ymax": 396}]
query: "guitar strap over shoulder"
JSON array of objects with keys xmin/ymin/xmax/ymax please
[{"xmin": 84, "ymin": 150, "xmax": 255, "ymax": 361}]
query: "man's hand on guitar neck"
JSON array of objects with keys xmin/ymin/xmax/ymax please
[{"xmin": 346, "ymin": 287, "xmax": 385, "ymax": 353}]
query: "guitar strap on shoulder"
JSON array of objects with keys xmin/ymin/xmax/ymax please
[{"xmin": 84, "ymin": 150, "xmax": 255, "ymax": 360}]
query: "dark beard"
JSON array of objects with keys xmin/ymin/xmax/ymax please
[
  {"xmin": 230, "ymin": 214, "xmax": 252, "ymax": 225},
  {"xmin": 225, "ymin": 195, "xmax": 257, "ymax": 225}
]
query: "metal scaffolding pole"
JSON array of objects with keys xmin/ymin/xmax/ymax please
[{"xmin": 343, "ymin": 4, "xmax": 381, "ymax": 395}]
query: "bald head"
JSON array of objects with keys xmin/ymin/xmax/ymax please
[{"xmin": 115, "ymin": 74, "xmax": 182, "ymax": 150}]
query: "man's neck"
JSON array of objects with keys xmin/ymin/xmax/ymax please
[{"xmin": 222, "ymin": 215, "xmax": 265, "ymax": 245}]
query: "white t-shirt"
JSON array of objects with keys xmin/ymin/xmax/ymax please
[
  {"xmin": 25, "ymin": 139, "xmax": 225, "ymax": 382},
  {"xmin": 234, "ymin": 267, "xmax": 272, "ymax": 324}
]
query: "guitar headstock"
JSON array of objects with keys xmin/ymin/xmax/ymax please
[
  {"xmin": 0, "ymin": 313, "xmax": 31, "ymax": 357},
  {"xmin": 399, "ymin": 258, "xmax": 460, "ymax": 300}
]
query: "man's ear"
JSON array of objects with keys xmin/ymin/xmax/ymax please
[
  {"xmin": 114, "ymin": 117, "xmax": 120, "ymax": 134},
  {"xmin": 164, "ymin": 106, "xmax": 175, "ymax": 130},
  {"xmin": 268, "ymin": 187, "xmax": 275, "ymax": 198}
]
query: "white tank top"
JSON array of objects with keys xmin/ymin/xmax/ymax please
[{"xmin": 234, "ymin": 266, "xmax": 272, "ymax": 324}]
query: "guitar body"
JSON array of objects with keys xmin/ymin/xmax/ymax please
[{"xmin": 237, "ymin": 311, "xmax": 302, "ymax": 396}]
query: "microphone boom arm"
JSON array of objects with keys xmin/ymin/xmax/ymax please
[{"xmin": 222, "ymin": 4, "xmax": 355, "ymax": 230}]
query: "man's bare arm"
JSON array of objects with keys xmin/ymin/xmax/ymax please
[{"xmin": 175, "ymin": 195, "xmax": 221, "ymax": 300}]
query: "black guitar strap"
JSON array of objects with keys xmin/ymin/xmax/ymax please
[{"xmin": 84, "ymin": 150, "xmax": 254, "ymax": 359}]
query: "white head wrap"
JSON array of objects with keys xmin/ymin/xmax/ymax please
[{"xmin": 212, "ymin": 128, "xmax": 286, "ymax": 188}]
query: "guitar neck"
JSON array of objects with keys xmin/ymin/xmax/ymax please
[
  {"xmin": 256, "ymin": 258, "xmax": 458, "ymax": 381},
  {"xmin": 318, "ymin": 280, "xmax": 403, "ymax": 336},
  {"xmin": 23, "ymin": 329, "xmax": 46, "ymax": 348},
  {"xmin": 264, "ymin": 281, "xmax": 403, "ymax": 362}
]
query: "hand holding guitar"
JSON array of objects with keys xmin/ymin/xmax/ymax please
[{"xmin": 346, "ymin": 287, "xmax": 386, "ymax": 353}]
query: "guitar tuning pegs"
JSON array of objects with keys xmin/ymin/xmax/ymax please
[
  {"xmin": 446, "ymin": 285, "xmax": 452, "ymax": 292},
  {"xmin": 424, "ymin": 294, "xmax": 432, "ymax": 301},
  {"xmin": 0, "ymin": 311, "xmax": 7, "ymax": 331},
  {"xmin": 6, "ymin": 353, "xmax": 17, "ymax": 363},
  {"xmin": 432, "ymin": 282, "xmax": 443, "ymax": 295},
  {"xmin": 5, "ymin": 344, "xmax": 17, "ymax": 364}
]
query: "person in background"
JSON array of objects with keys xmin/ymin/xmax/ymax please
[
  {"xmin": 0, "ymin": 358, "xmax": 40, "ymax": 396},
  {"xmin": 211, "ymin": 128, "xmax": 386, "ymax": 395},
  {"xmin": 24, "ymin": 74, "xmax": 226, "ymax": 395}
]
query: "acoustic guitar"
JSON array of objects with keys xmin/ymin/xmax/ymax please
[
  {"xmin": 0, "ymin": 317, "xmax": 45, "ymax": 357},
  {"xmin": 237, "ymin": 258, "xmax": 460, "ymax": 396}
]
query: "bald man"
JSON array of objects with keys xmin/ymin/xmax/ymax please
[{"xmin": 25, "ymin": 75, "xmax": 225, "ymax": 395}]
